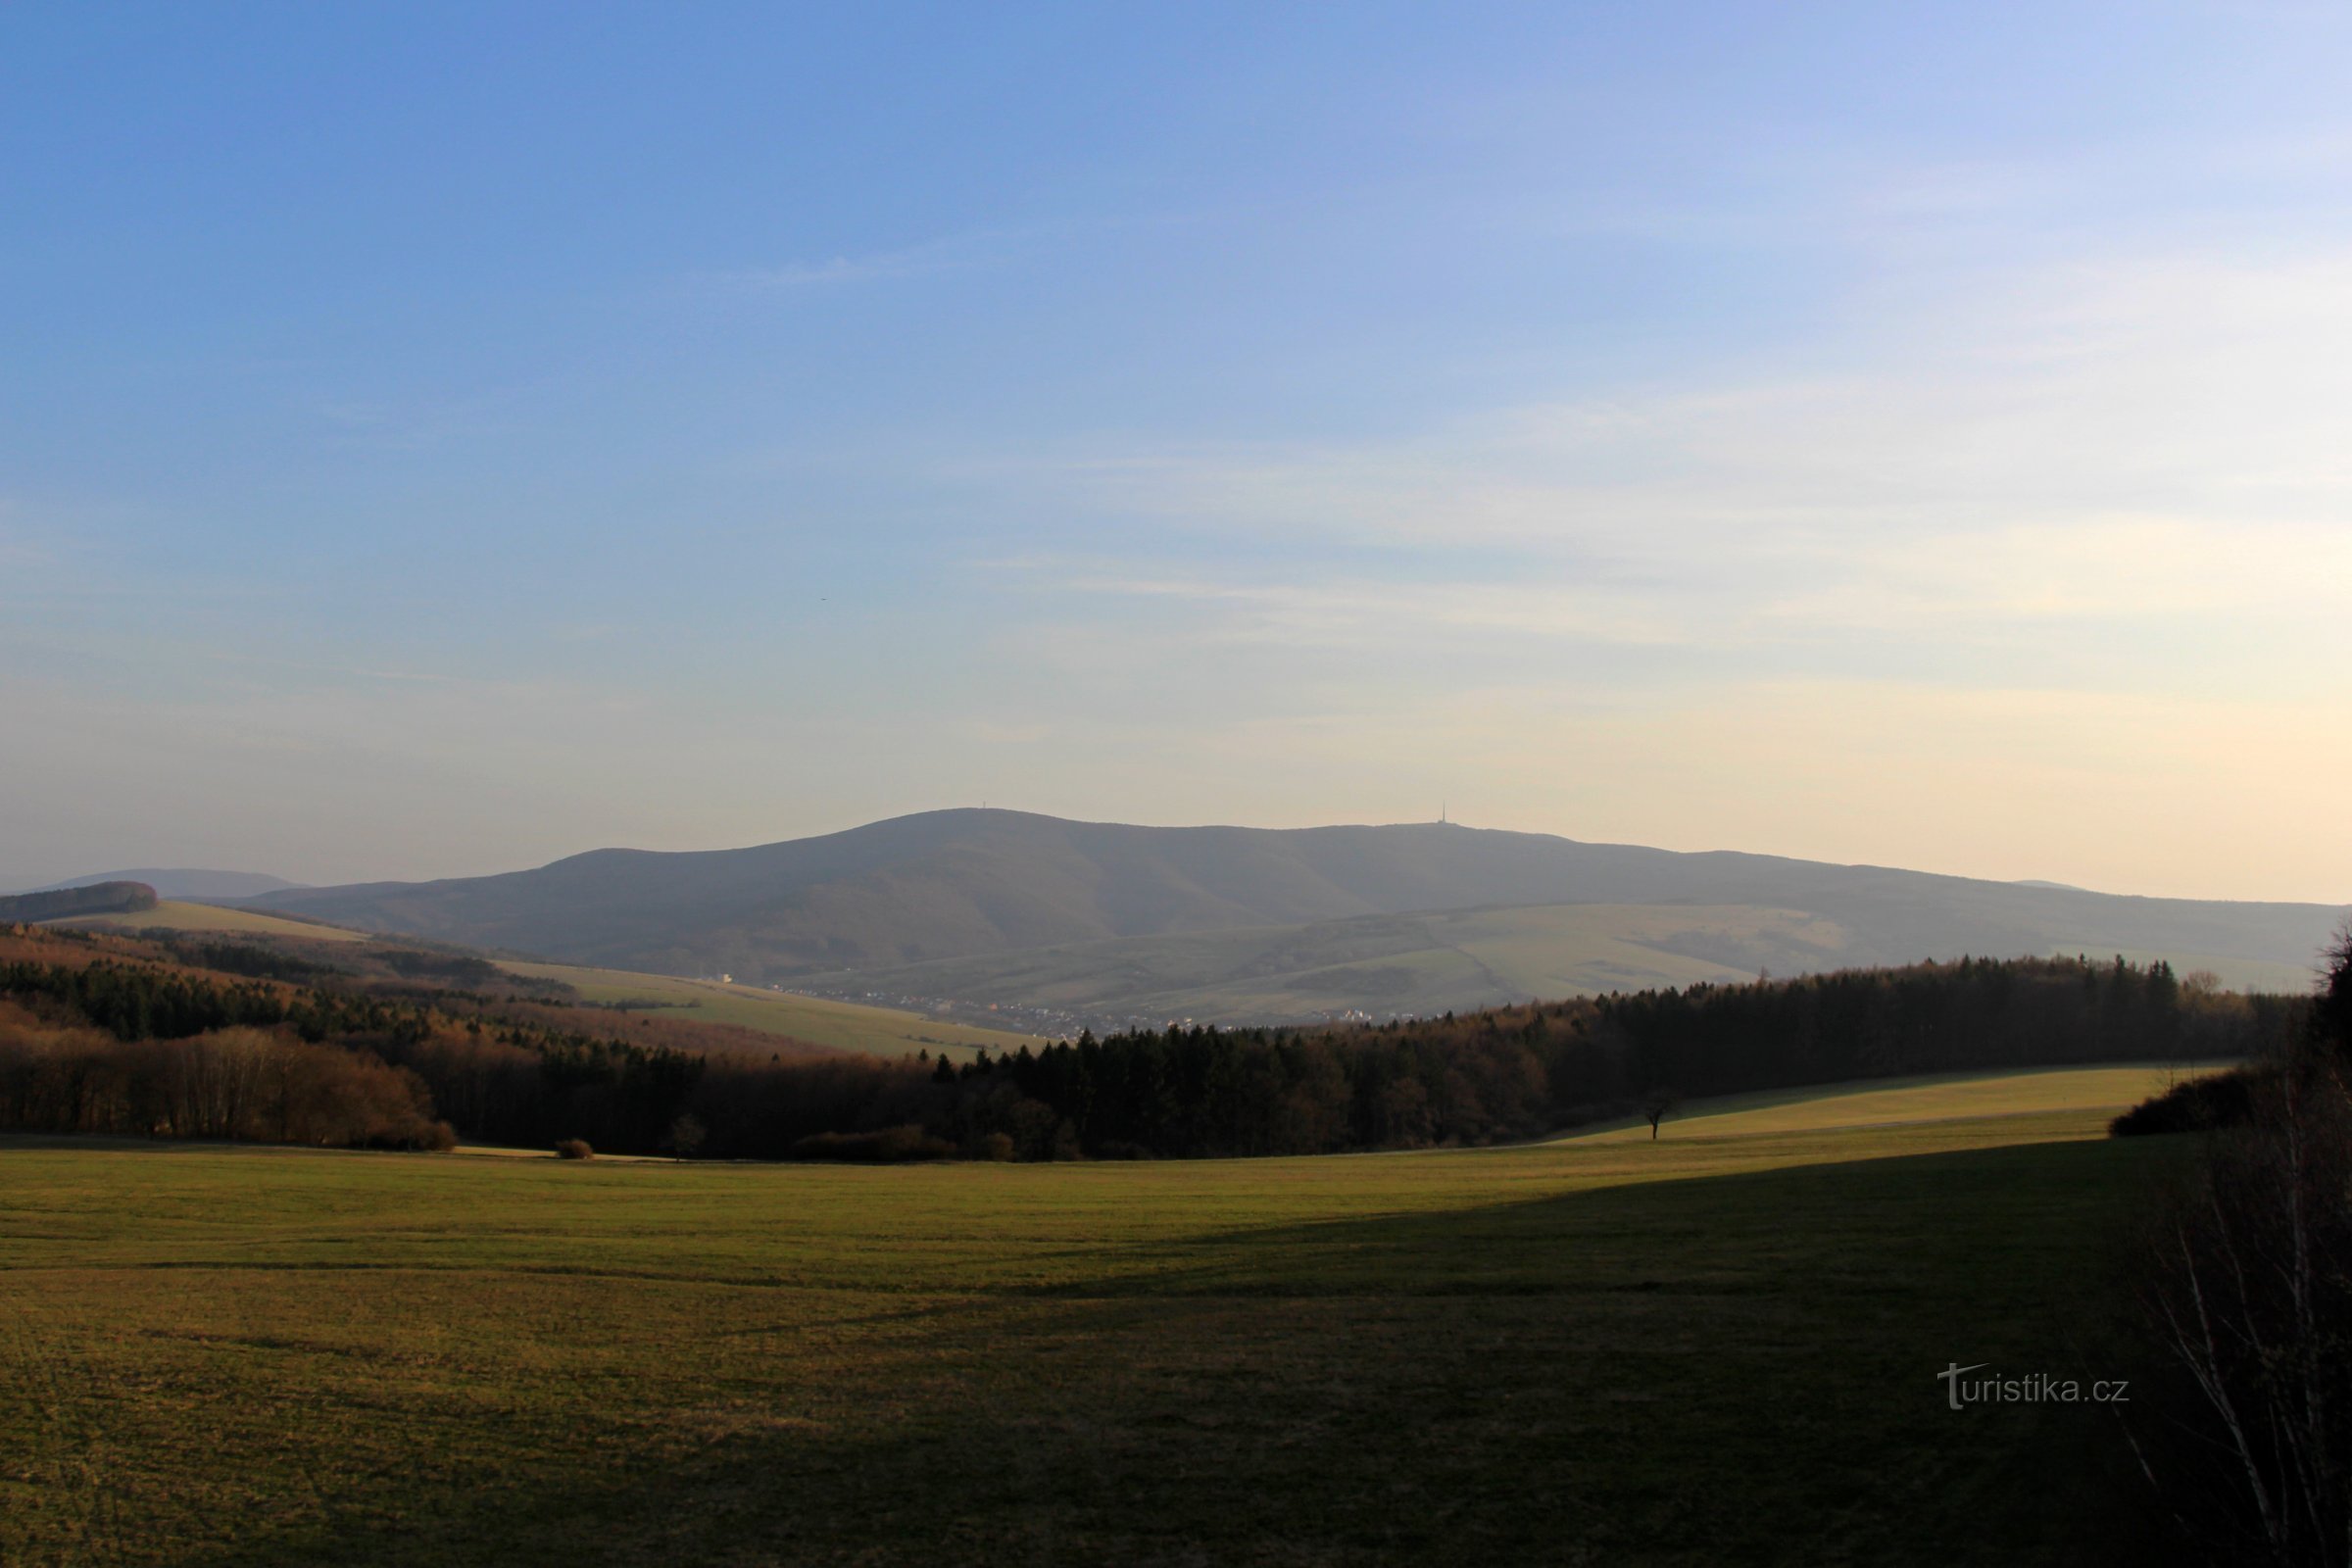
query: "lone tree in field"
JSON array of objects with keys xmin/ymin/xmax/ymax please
[
  {"xmin": 1642, "ymin": 1088, "xmax": 1681, "ymax": 1141},
  {"xmin": 666, "ymin": 1113, "xmax": 707, "ymax": 1161}
]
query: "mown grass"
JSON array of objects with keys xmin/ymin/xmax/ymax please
[
  {"xmin": 0, "ymin": 1095, "xmax": 2173, "ymax": 1566},
  {"xmin": 496, "ymin": 960, "xmax": 1042, "ymax": 1058}
]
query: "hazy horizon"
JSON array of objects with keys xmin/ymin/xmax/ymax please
[{"xmin": 8, "ymin": 5, "xmax": 2351, "ymax": 904}]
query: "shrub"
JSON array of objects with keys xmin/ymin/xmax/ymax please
[
  {"xmin": 2109, "ymin": 1067, "xmax": 2257, "ymax": 1137},
  {"xmin": 555, "ymin": 1138, "xmax": 594, "ymax": 1160}
]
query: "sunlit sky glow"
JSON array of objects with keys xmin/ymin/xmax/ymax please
[{"xmin": 5, "ymin": 3, "xmax": 2350, "ymax": 901}]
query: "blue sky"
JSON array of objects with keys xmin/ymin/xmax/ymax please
[{"xmin": 6, "ymin": 2, "xmax": 2351, "ymax": 900}]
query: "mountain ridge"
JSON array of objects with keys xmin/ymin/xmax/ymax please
[{"xmin": 244, "ymin": 809, "xmax": 2347, "ymax": 1012}]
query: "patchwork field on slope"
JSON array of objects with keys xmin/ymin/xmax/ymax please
[
  {"xmin": 496, "ymin": 960, "xmax": 1042, "ymax": 1058},
  {"xmin": 26, "ymin": 908, "xmax": 1032, "ymax": 1060},
  {"xmin": 0, "ymin": 1092, "xmax": 2173, "ymax": 1565},
  {"xmin": 815, "ymin": 900, "xmax": 2308, "ymax": 1026},
  {"xmin": 48, "ymin": 899, "xmax": 369, "ymax": 943}
]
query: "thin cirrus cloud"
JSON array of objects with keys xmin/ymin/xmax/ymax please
[
  {"xmin": 984, "ymin": 247, "xmax": 2352, "ymax": 681},
  {"xmin": 1032, "ymin": 250, "xmax": 2352, "ymax": 541},
  {"xmin": 1034, "ymin": 516, "xmax": 2352, "ymax": 659}
]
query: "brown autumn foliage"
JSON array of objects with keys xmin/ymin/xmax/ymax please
[{"xmin": 0, "ymin": 1001, "xmax": 452, "ymax": 1150}]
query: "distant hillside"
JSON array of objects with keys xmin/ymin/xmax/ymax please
[
  {"xmin": 816, "ymin": 904, "xmax": 1845, "ymax": 1027},
  {"xmin": 492, "ymin": 960, "xmax": 1041, "ymax": 1060},
  {"xmin": 0, "ymin": 880, "xmax": 159, "ymax": 923},
  {"xmin": 248, "ymin": 810, "xmax": 2348, "ymax": 1021},
  {"xmin": 25, "ymin": 868, "xmax": 306, "ymax": 901},
  {"xmin": 50, "ymin": 898, "xmax": 368, "ymax": 943},
  {"xmin": 814, "ymin": 900, "xmax": 2325, "ymax": 1028}
]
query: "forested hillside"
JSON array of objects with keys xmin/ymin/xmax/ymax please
[
  {"xmin": 0, "ymin": 922, "xmax": 2297, "ymax": 1162},
  {"xmin": 0, "ymin": 881, "xmax": 158, "ymax": 923},
  {"xmin": 0, "ymin": 925, "xmax": 832, "ymax": 1153}
]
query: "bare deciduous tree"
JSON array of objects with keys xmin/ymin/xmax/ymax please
[{"xmin": 1642, "ymin": 1087, "xmax": 1680, "ymax": 1141}]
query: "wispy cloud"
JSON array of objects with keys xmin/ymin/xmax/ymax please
[
  {"xmin": 960, "ymin": 247, "xmax": 2352, "ymax": 680},
  {"xmin": 1042, "ymin": 570, "xmax": 1698, "ymax": 649}
]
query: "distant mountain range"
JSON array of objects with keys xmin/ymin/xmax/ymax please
[
  {"xmin": 19, "ymin": 868, "xmax": 308, "ymax": 901},
  {"xmin": 238, "ymin": 810, "xmax": 2348, "ymax": 1020}
]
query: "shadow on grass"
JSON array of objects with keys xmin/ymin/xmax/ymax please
[{"xmin": 172, "ymin": 1135, "xmax": 2176, "ymax": 1568}]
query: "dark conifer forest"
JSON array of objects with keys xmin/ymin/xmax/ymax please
[{"xmin": 0, "ymin": 923, "xmax": 2299, "ymax": 1160}]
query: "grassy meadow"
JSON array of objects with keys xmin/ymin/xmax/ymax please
[
  {"xmin": 51, "ymin": 900, "xmax": 370, "ymax": 943},
  {"xmin": 495, "ymin": 960, "xmax": 1043, "ymax": 1058},
  {"xmin": 1560, "ymin": 1060, "xmax": 2214, "ymax": 1144},
  {"xmin": 0, "ymin": 1069, "xmax": 2181, "ymax": 1566}
]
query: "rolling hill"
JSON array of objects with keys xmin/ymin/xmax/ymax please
[
  {"xmin": 245, "ymin": 809, "xmax": 2345, "ymax": 1020},
  {"xmin": 19, "ymin": 868, "xmax": 306, "ymax": 900},
  {"xmin": 811, "ymin": 900, "xmax": 2326, "ymax": 1027},
  {"xmin": 50, "ymin": 897, "xmax": 370, "ymax": 942},
  {"xmin": 36, "ymin": 902, "xmax": 1036, "ymax": 1059},
  {"xmin": 813, "ymin": 903, "xmax": 1853, "ymax": 1026},
  {"xmin": 0, "ymin": 880, "xmax": 159, "ymax": 923},
  {"xmin": 488, "ymin": 960, "xmax": 1042, "ymax": 1058}
]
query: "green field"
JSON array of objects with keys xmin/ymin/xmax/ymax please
[
  {"xmin": 1561, "ymin": 1060, "xmax": 2216, "ymax": 1144},
  {"xmin": 49, "ymin": 900, "xmax": 370, "ymax": 943},
  {"xmin": 496, "ymin": 960, "xmax": 1045, "ymax": 1058},
  {"xmin": 0, "ymin": 1073, "xmax": 2178, "ymax": 1565}
]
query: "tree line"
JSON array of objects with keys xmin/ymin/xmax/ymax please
[
  {"xmin": 0, "ymin": 931, "xmax": 2304, "ymax": 1160},
  {"xmin": 889, "ymin": 954, "xmax": 2299, "ymax": 1160},
  {"xmin": 0, "ymin": 944, "xmax": 704, "ymax": 1152},
  {"xmin": 0, "ymin": 881, "xmax": 157, "ymax": 923}
]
